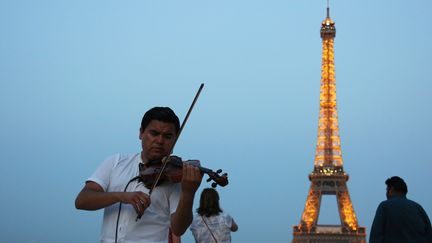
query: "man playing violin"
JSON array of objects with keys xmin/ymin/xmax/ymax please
[{"xmin": 75, "ymin": 107, "xmax": 203, "ymax": 243}]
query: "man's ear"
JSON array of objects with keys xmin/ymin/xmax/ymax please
[{"xmin": 139, "ymin": 127, "xmax": 143, "ymax": 139}]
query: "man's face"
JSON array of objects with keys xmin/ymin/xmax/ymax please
[
  {"xmin": 139, "ymin": 120, "xmax": 177, "ymax": 161},
  {"xmin": 386, "ymin": 186, "xmax": 393, "ymax": 199}
]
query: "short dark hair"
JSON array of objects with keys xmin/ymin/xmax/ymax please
[
  {"xmin": 141, "ymin": 107, "xmax": 180, "ymax": 133},
  {"xmin": 385, "ymin": 176, "xmax": 408, "ymax": 194},
  {"xmin": 196, "ymin": 188, "xmax": 223, "ymax": 217}
]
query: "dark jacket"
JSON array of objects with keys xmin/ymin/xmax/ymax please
[{"xmin": 369, "ymin": 195, "xmax": 432, "ymax": 243}]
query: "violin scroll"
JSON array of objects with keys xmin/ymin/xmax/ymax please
[{"xmin": 205, "ymin": 169, "xmax": 228, "ymax": 188}]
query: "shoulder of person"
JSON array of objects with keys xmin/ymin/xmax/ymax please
[
  {"xmin": 376, "ymin": 200, "xmax": 389, "ymax": 210},
  {"xmin": 222, "ymin": 212, "xmax": 233, "ymax": 221},
  {"xmin": 102, "ymin": 153, "xmax": 139, "ymax": 166},
  {"xmin": 406, "ymin": 198, "xmax": 426, "ymax": 209},
  {"xmin": 190, "ymin": 214, "xmax": 203, "ymax": 229}
]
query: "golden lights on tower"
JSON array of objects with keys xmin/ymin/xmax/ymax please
[{"xmin": 293, "ymin": 2, "xmax": 366, "ymax": 242}]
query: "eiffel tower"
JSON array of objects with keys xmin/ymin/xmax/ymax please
[{"xmin": 292, "ymin": 2, "xmax": 366, "ymax": 243}]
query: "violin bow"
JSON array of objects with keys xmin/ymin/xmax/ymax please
[{"xmin": 148, "ymin": 83, "xmax": 204, "ymax": 195}]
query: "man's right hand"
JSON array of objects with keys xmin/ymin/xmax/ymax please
[
  {"xmin": 75, "ymin": 181, "xmax": 150, "ymax": 215},
  {"xmin": 120, "ymin": 191, "xmax": 151, "ymax": 216}
]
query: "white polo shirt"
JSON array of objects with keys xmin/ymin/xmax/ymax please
[{"xmin": 87, "ymin": 153, "xmax": 181, "ymax": 243}]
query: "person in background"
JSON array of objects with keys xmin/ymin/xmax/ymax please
[
  {"xmin": 190, "ymin": 188, "xmax": 238, "ymax": 243},
  {"xmin": 369, "ymin": 176, "xmax": 432, "ymax": 243}
]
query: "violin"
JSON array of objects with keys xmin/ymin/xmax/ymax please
[{"xmin": 138, "ymin": 155, "xmax": 228, "ymax": 189}]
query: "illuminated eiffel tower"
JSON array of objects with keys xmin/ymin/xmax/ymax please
[{"xmin": 292, "ymin": 2, "xmax": 366, "ymax": 243}]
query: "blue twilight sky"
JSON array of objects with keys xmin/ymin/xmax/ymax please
[{"xmin": 1, "ymin": 0, "xmax": 431, "ymax": 242}]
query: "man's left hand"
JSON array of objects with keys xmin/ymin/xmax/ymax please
[{"xmin": 181, "ymin": 163, "xmax": 203, "ymax": 194}]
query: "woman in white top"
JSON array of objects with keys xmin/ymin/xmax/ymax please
[{"xmin": 190, "ymin": 188, "xmax": 238, "ymax": 243}]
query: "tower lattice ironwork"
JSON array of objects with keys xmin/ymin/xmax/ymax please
[{"xmin": 292, "ymin": 2, "xmax": 366, "ymax": 243}]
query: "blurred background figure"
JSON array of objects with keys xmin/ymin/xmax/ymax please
[
  {"xmin": 369, "ymin": 176, "xmax": 432, "ymax": 243},
  {"xmin": 190, "ymin": 188, "xmax": 238, "ymax": 243}
]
